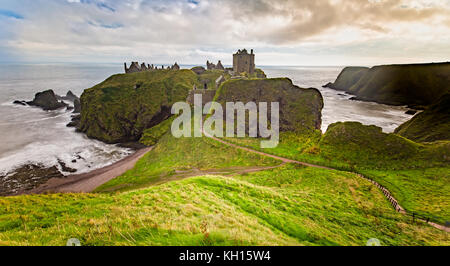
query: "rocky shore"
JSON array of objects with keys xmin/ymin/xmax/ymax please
[{"xmin": 0, "ymin": 164, "xmax": 64, "ymax": 196}]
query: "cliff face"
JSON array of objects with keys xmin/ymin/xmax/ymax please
[
  {"xmin": 395, "ymin": 94, "xmax": 450, "ymax": 142},
  {"xmin": 326, "ymin": 67, "xmax": 369, "ymax": 91},
  {"xmin": 78, "ymin": 69, "xmax": 198, "ymax": 143},
  {"xmin": 214, "ymin": 78, "xmax": 324, "ymax": 132},
  {"xmin": 325, "ymin": 62, "xmax": 450, "ymax": 107}
]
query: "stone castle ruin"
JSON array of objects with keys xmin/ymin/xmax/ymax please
[
  {"xmin": 124, "ymin": 62, "xmax": 180, "ymax": 73},
  {"xmin": 233, "ymin": 49, "xmax": 255, "ymax": 75},
  {"xmin": 206, "ymin": 60, "xmax": 225, "ymax": 70}
]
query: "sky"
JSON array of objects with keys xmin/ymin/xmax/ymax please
[{"xmin": 0, "ymin": 0, "xmax": 449, "ymax": 66}]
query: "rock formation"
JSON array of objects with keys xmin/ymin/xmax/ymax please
[
  {"xmin": 73, "ymin": 98, "xmax": 81, "ymax": 113},
  {"xmin": 78, "ymin": 69, "xmax": 198, "ymax": 143},
  {"xmin": 214, "ymin": 78, "xmax": 323, "ymax": 132},
  {"xmin": 27, "ymin": 90, "xmax": 67, "ymax": 111},
  {"xmin": 13, "ymin": 100, "xmax": 27, "ymax": 106}
]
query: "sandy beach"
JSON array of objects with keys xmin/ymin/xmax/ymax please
[{"xmin": 26, "ymin": 147, "xmax": 153, "ymax": 194}]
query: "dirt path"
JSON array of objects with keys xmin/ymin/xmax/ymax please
[
  {"xmin": 204, "ymin": 131, "xmax": 450, "ymax": 233},
  {"xmin": 28, "ymin": 147, "xmax": 153, "ymax": 194}
]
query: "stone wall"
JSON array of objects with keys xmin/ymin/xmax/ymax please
[{"xmin": 186, "ymin": 89, "xmax": 217, "ymax": 107}]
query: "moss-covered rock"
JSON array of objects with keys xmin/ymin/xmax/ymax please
[
  {"xmin": 27, "ymin": 90, "xmax": 67, "ymax": 111},
  {"xmin": 395, "ymin": 94, "xmax": 450, "ymax": 142},
  {"xmin": 325, "ymin": 63, "xmax": 450, "ymax": 107},
  {"xmin": 78, "ymin": 69, "xmax": 198, "ymax": 143},
  {"xmin": 214, "ymin": 78, "xmax": 323, "ymax": 132},
  {"xmin": 321, "ymin": 122, "xmax": 419, "ymax": 165}
]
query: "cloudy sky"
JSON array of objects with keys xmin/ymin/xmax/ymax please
[{"xmin": 0, "ymin": 0, "xmax": 449, "ymax": 66}]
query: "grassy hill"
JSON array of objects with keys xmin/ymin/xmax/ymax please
[
  {"xmin": 96, "ymin": 131, "xmax": 279, "ymax": 193},
  {"xmin": 222, "ymin": 122, "xmax": 450, "ymax": 224},
  {"xmin": 79, "ymin": 69, "xmax": 199, "ymax": 143},
  {"xmin": 1, "ymin": 164, "xmax": 448, "ymax": 246},
  {"xmin": 2, "ymin": 69, "xmax": 449, "ymax": 246},
  {"xmin": 325, "ymin": 63, "xmax": 450, "ymax": 107},
  {"xmin": 395, "ymin": 94, "xmax": 450, "ymax": 142}
]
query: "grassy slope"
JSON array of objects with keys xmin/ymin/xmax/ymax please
[
  {"xmin": 1, "ymin": 165, "xmax": 448, "ymax": 246},
  {"xmin": 95, "ymin": 132, "xmax": 279, "ymax": 192},
  {"xmin": 223, "ymin": 122, "xmax": 450, "ymax": 224},
  {"xmin": 395, "ymin": 94, "xmax": 450, "ymax": 142},
  {"xmin": 139, "ymin": 116, "xmax": 176, "ymax": 146},
  {"xmin": 79, "ymin": 69, "xmax": 199, "ymax": 143}
]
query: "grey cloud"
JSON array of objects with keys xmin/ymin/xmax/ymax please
[
  {"xmin": 220, "ymin": 0, "xmax": 449, "ymax": 43},
  {"xmin": 1, "ymin": 0, "xmax": 449, "ymax": 63}
]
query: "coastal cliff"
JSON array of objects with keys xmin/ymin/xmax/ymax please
[
  {"xmin": 395, "ymin": 94, "xmax": 450, "ymax": 142},
  {"xmin": 325, "ymin": 62, "xmax": 450, "ymax": 108},
  {"xmin": 78, "ymin": 69, "xmax": 198, "ymax": 143},
  {"xmin": 215, "ymin": 78, "xmax": 324, "ymax": 132}
]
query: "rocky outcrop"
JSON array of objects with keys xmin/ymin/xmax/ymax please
[
  {"xmin": 73, "ymin": 98, "xmax": 81, "ymax": 113},
  {"xmin": 57, "ymin": 90, "xmax": 79, "ymax": 102},
  {"xmin": 395, "ymin": 94, "xmax": 450, "ymax": 142},
  {"xmin": 13, "ymin": 100, "xmax": 27, "ymax": 106},
  {"xmin": 67, "ymin": 114, "xmax": 81, "ymax": 128},
  {"xmin": 27, "ymin": 90, "xmax": 67, "ymax": 111},
  {"xmin": 324, "ymin": 63, "xmax": 450, "ymax": 107},
  {"xmin": 78, "ymin": 70, "xmax": 198, "ymax": 143},
  {"xmin": 215, "ymin": 78, "xmax": 324, "ymax": 132},
  {"xmin": 0, "ymin": 164, "xmax": 64, "ymax": 196}
]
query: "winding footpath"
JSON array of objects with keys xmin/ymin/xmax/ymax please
[{"xmin": 204, "ymin": 130, "xmax": 450, "ymax": 233}]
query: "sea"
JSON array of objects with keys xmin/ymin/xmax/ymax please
[{"xmin": 0, "ymin": 63, "xmax": 412, "ymax": 175}]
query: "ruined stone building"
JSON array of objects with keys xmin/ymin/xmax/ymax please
[
  {"xmin": 124, "ymin": 62, "xmax": 142, "ymax": 73},
  {"xmin": 206, "ymin": 60, "xmax": 225, "ymax": 70},
  {"xmin": 124, "ymin": 62, "xmax": 181, "ymax": 73},
  {"xmin": 233, "ymin": 49, "xmax": 255, "ymax": 75},
  {"xmin": 172, "ymin": 62, "xmax": 180, "ymax": 70}
]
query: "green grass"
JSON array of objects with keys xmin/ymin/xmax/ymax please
[
  {"xmin": 95, "ymin": 132, "xmax": 279, "ymax": 192},
  {"xmin": 1, "ymin": 165, "xmax": 448, "ymax": 246},
  {"xmin": 361, "ymin": 168, "xmax": 449, "ymax": 223},
  {"xmin": 139, "ymin": 116, "xmax": 176, "ymax": 146},
  {"xmin": 395, "ymin": 94, "xmax": 450, "ymax": 142},
  {"xmin": 221, "ymin": 122, "xmax": 450, "ymax": 224}
]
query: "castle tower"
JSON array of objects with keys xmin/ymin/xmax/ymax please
[{"xmin": 233, "ymin": 49, "xmax": 255, "ymax": 75}]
